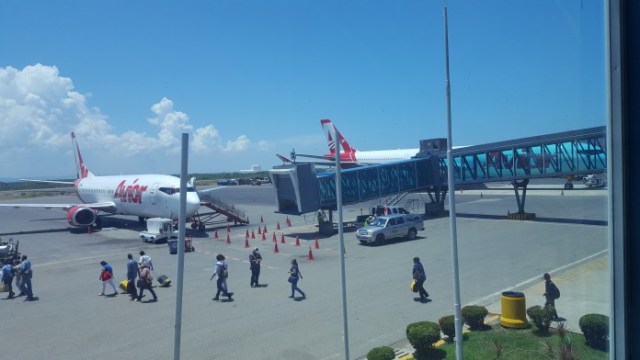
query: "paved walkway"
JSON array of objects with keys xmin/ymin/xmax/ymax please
[{"xmin": 359, "ymin": 252, "xmax": 610, "ymax": 359}]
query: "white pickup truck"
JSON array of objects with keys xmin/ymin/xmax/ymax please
[{"xmin": 356, "ymin": 213, "xmax": 425, "ymax": 245}]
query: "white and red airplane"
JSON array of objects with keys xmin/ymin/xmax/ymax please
[
  {"xmin": 277, "ymin": 119, "xmax": 420, "ymax": 167},
  {"xmin": 0, "ymin": 132, "xmax": 202, "ymax": 228}
]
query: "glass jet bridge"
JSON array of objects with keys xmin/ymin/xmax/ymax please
[{"xmin": 270, "ymin": 126, "xmax": 606, "ymax": 217}]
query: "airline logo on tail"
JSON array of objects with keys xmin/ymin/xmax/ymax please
[
  {"xmin": 321, "ymin": 118, "xmax": 353, "ymax": 155},
  {"xmin": 71, "ymin": 132, "xmax": 93, "ymax": 179}
]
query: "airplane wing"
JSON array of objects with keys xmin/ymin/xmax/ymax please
[
  {"xmin": 0, "ymin": 202, "xmax": 117, "ymax": 213},
  {"xmin": 276, "ymin": 154, "xmax": 293, "ymax": 163},
  {"xmin": 19, "ymin": 179, "xmax": 75, "ymax": 185}
]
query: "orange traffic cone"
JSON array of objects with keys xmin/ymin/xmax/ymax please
[
  {"xmin": 272, "ymin": 232, "xmax": 277, "ymax": 243},
  {"xmin": 87, "ymin": 226, "xmax": 92, "ymax": 234},
  {"xmin": 263, "ymin": 225, "xmax": 268, "ymax": 233},
  {"xmin": 258, "ymin": 227, "xmax": 262, "ymax": 235},
  {"xmin": 245, "ymin": 229, "xmax": 250, "ymax": 238},
  {"xmin": 286, "ymin": 216, "xmax": 291, "ymax": 227},
  {"xmin": 244, "ymin": 237, "xmax": 250, "ymax": 248},
  {"xmin": 227, "ymin": 225, "xmax": 230, "ymax": 233},
  {"xmin": 281, "ymin": 233, "xmax": 286, "ymax": 244},
  {"xmin": 226, "ymin": 233, "xmax": 231, "ymax": 245},
  {"xmin": 214, "ymin": 230, "xmax": 218, "ymax": 239},
  {"xmin": 260, "ymin": 215, "xmax": 264, "ymax": 223},
  {"xmin": 314, "ymin": 238, "xmax": 320, "ymax": 249},
  {"xmin": 261, "ymin": 231, "xmax": 266, "ymax": 241},
  {"xmin": 274, "ymin": 242, "xmax": 279, "ymax": 253},
  {"xmin": 307, "ymin": 247, "xmax": 314, "ymax": 260},
  {"xmin": 277, "ymin": 221, "xmax": 281, "ymax": 230},
  {"xmin": 251, "ymin": 230, "xmax": 255, "ymax": 239},
  {"xmin": 295, "ymin": 235, "xmax": 301, "ymax": 246}
]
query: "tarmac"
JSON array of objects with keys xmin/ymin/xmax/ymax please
[{"xmin": 361, "ymin": 250, "xmax": 610, "ymax": 359}]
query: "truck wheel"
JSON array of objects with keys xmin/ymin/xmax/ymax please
[
  {"xmin": 407, "ymin": 228, "xmax": 417, "ymax": 240},
  {"xmin": 375, "ymin": 234, "xmax": 385, "ymax": 244}
]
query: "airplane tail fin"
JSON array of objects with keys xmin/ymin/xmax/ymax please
[
  {"xmin": 71, "ymin": 132, "xmax": 93, "ymax": 179},
  {"xmin": 320, "ymin": 119, "xmax": 353, "ymax": 154}
]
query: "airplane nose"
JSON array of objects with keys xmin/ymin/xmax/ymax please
[{"xmin": 187, "ymin": 192, "xmax": 201, "ymax": 214}]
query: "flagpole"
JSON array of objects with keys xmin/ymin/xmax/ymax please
[{"xmin": 443, "ymin": 1, "xmax": 464, "ymax": 359}]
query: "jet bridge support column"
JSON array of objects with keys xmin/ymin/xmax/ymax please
[
  {"xmin": 424, "ymin": 185, "xmax": 447, "ymax": 216},
  {"xmin": 508, "ymin": 179, "xmax": 536, "ymax": 220}
]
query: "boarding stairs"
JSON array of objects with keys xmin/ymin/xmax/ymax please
[{"xmin": 198, "ymin": 192, "xmax": 250, "ymax": 227}]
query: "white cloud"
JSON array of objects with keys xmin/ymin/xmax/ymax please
[
  {"xmin": 0, "ymin": 64, "xmax": 275, "ymax": 176},
  {"xmin": 222, "ymin": 135, "xmax": 250, "ymax": 152}
]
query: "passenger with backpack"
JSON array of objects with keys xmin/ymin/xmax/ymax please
[
  {"xmin": 543, "ymin": 273, "xmax": 560, "ymax": 319},
  {"xmin": 210, "ymin": 254, "xmax": 233, "ymax": 301}
]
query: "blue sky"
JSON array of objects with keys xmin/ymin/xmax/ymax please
[{"xmin": 0, "ymin": 1, "xmax": 605, "ymax": 178}]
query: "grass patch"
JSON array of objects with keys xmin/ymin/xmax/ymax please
[{"xmin": 437, "ymin": 324, "xmax": 608, "ymax": 360}]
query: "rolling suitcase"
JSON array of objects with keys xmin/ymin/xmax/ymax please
[{"xmin": 157, "ymin": 274, "xmax": 172, "ymax": 287}]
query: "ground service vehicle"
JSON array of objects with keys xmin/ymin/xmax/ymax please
[
  {"xmin": 0, "ymin": 237, "xmax": 20, "ymax": 266},
  {"xmin": 140, "ymin": 218, "xmax": 176, "ymax": 243},
  {"xmin": 356, "ymin": 214, "xmax": 424, "ymax": 245},
  {"xmin": 584, "ymin": 173, "xmax": 607, "ymax": 188}
]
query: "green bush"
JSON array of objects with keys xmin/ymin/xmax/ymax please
[
  {"xmin": 406, "ymin": 321, "xmax": 441, "ymax": 355},
  {"xmin": 579, "ymin": 313, "xmax": 609, "ymax": 349},
  {"xmin": 438, "ymin": 315, "xmax": 456, "ymax": 340},
  {"xmin": 461, "ymin": 305, "xmax": 488, "ymax": 330},
  {"xmin": 366, "ymin": 346, "xmax": 395, "ymax": 360},
  {"xmin": 526, "ymin": 305, "xmax": 554, "ymax": 333}
]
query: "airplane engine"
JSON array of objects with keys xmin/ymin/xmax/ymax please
[{"xmin": 66, "ymin": 206, "xmax": 97, "ymax": 226}]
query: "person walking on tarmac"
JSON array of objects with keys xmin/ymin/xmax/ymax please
[
  {"xmin": 210, "ymin": 254, "xmax": 233, "ymax": 301},
  {"xmin": 249, "ymin": 247, "xmax": 262, "ymax": 287},
  {"xmin": 138, "ymin": 251, "xmax": 154, "ymax": 271},
  {"xmin": 126, "ymin": 254, "xmax": 138, "ymax": 300},
  {"xmin": 18, "ymin": 255, "xmax": 34, "ymax": 301},
  {"xmin": 98, "ymin": 261, "xmax": 118, "ymax": 296},
  {"xmin": 543, "ymin": 273, "xmax": 560, "ymax": 319},
  {"xmin": 288, "ymin": 258, "xmax": 306, "ymax": 299},
  {"xmin": 412, "ymin": 257, "xmax": 429, "ymax": 302},
  {"xmin": 137, "ymin": 261, "xmax": 157, "ymax": 302},
  {"xmin": 2, "ymin": 261, "xmax": 15, "ymax": 299}
]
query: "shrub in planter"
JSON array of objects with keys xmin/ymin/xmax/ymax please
[
  {"xmin": 406, "ymin": 321, "xmax": 441, "ymax": 355},
  {"xmin": 579, "ymin": 313, "xmax": 609, "ymax": 349},
  {"xmin": 366, "ymin": 346, "xmax": 395, "ymax": 360},
  {"xmin": 438, "ymin": 315, "xmax": 456, "ymax": 340},
  {"xmin": 526, "ymin": 305, "xmax": 554, "ymax": 333},
  {"xmin": 461, "ymin": 305, "xmax": 488, "ymax": 330}
]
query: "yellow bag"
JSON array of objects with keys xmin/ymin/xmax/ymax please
[
  {"xmin": 119, "ymin": 280, "xmax": 129, "ymax": 292},
  {"xmin": 410, "ymin": 279, "xmax": 417, "ymax": 293}
]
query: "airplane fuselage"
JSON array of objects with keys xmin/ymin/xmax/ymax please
[{"xmin": 75, "ymin": 174, "xmax": 201, "ymax": 220}]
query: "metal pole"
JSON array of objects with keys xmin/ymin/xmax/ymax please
[
  {"xmin": 174, "ymin": 133, "xmax": 188, "ymax": 360},
  {"xmin": 443, "ymin": 2, "xmax": 464, "ymax": 359},
  {"xmin": 336, "ymin": 130, "xmax": 350, "ymax": 360}
]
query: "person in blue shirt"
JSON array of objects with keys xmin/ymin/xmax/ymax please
[
  {"xmin": 19, "ymin": 255, "xmax": 34, "ymax": 301},
  {"xmin": 412, "ymin": 257, "xmax": 429, "ymax": 302},
  {"xmin": 99, "ymin": 260, "xmax": 118, "ymax": 296},
  {"xmin": 126, "ymin": 254, "xmax": 138, "ymax": 300},
  {"xmin": 2, "ymin": 261, "xmax": 15, "ymax": 299}
]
